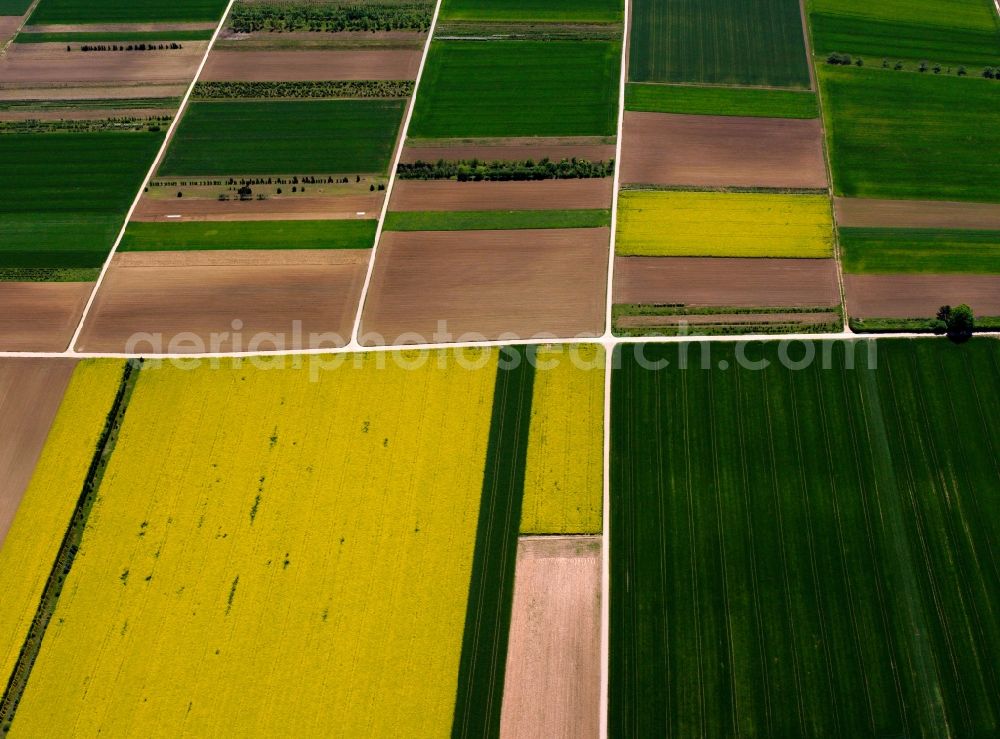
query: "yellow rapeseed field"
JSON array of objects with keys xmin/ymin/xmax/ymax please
[
  {"xmin": 520, "ymin": 344, "xmax": 604, "ymax": 534},
  {"xmin": 616, "ymin": 190, "xmax": 834, "ymax": 258},
  {"xmin": 0, "ymin": 360, "xmax": 124, "ymax": 690},
  {"xmin": 12, "ymin": 350, "xmax": 498, "ymax": 737}
]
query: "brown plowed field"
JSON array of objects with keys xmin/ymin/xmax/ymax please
[
  {"xmin": 76, "ymin": 250, "xmax": 370, "ymax": 352},
  {"xmin": 201, "ymin": 49, "xmax": 421, "ymax": 81},
  {"xmin": 133, "ymin": 193, "xmax": 383, "ymax": 221},
  {"xmin": 499, "ymin": 536, "xmax": 601, "ymax": 739},
  {"xmin": 0, "ymin": 106, "xmax": 174, "ymax": 121},
  {"xmin": 400, "ymin": 137, "xmax": 615, "ymax": 164},
  {"xmin": 0, "ymin": 358, "xmax": 77, "ymax": 546},
  {"xmin": 389, "ymin": 179, "xmax": 612, "ymax": 212},
  {"xmin": 834, "ymin": 197, "xmax": 1000, "ymax": 230},
  {"xmin": 359, "ymin": 228, "xmax": 609, "ymax": 344},
  {"xmin": 1, "ymin": 42, "xmax": 207, "ymax": 84},
  {"xmin": 0, "ymin": 83, "xmax": 187, "ymax": 100},
  {"xmin": 0, "ymin": 15, "xmax": 21, "ymax": 46},
  {"xmin": 844, "ymin": 274, "xmax": 1000, "ymax": 318},
  {"xmin": 0, "ymin": 282, "xmax": 92, "ymax": 352},
  {"xmin": 613, "ymin": 256, "xmax": 841, "ymax": 307},
  {"xmin": 620, "ymin": 112, "xmax": 827, "ymax": 188}
]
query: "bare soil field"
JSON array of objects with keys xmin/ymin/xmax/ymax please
[
  {"xmin": 834, "ymin": 197, "xmax": 1000, "ymax": 230},
  {"xmin": 359, "ymin": 228, "xmax": 609, "ymax": 344},
  {"xmin": 133, "ymin": 193, "xmax": 383, "ymax": 221},
  {"xmin": 613, "ymin": 256, "xmax": 841, "ymax": 307},
  {"xmin": 401, "ymin": 137, "xmax": 615, "ymax": 164},
  {"xmin": 1, "ymin": 41, "xmax": 207, "ymax": 84},
  {"xmin": 499, "ymin": 536, "xmax": 601, "ymax": 739},
  {"xmin": 390, "ymin": 179, "xmax": 612, "ymax": 211},
  {"xmin": 76, "ymin": 250, "xmax": 370, "ymax": 352},
  {"xmin": 616, "ymin": 311, "xmax": 840, "ymax": 328},
  {"xmin": 201, "ymin": 48, "xmax": 422, "ymax": 81},
  {"xmin": 621, "ymin": 112, "xmax": 827, "ymax": 188},
  {"xmin": 0, "ymin": 106, "xmax": 173, "ymax": 120},
  {"xmin": 0, "ymin": 15, "xmax": 21, "ymax": 46},
  {"xmin": 0, "ymin": 358, "xmax": 77, "ymax": 546},
  {"xmin": 0, "ymin": 83, "xmax": 187, "ymax": 100},
  {"xmin": 0, "ymin": 282, "xmax": 92, "ymax": 352},
  {"xmin": 844, "ymin": 274, "xmax": 1000, "ymax": 318}
]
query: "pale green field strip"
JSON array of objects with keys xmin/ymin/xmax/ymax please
[
  {"xmin": 120, "ymin": 220, "xmax": 378, "ymax": 251},
  {"xmin": 383, "ymin": 209, "xmax": 610, "ymax": 231},
  {"xmin": 626, "ymin": 83, "xmax": 818, "ymax": 118}
]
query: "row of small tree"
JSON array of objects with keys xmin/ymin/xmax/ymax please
[
  {"xmin": 229, "ymin": 2, "xmax": 432, "ymax": 33},
  {"xmin": 73, "ymin": 43, "xmax": 184, "ymax": 52},
  {"xmin": 397, "ymin": 157, "xmax": 615, "ymax": 181},
  {"xmin": 827, "ymin": 52, "xmax": 1000, "ymax": 79}
]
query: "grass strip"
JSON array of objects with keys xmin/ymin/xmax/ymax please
[
  {"xmin": 840, "ymin": 227, "xmax": 1000, "ymax": 274},
  {"xmin": 452, "ymin": 346, "xmax": 536, "ymax": 739},
  {"xmin": 120, "ymin": 219, "xmax": 377, "ymax": 251},
  {"xmin": 0, "ymin": 267, "xmax": 101, "ymax": 282},
  {"xmin": 0, "ymin": 360, "xmax": 142, "ymax": 731},
  {"xmin": 16, "ymin": 30, "xmax": 213, "ymax": 42},
  {"xmin": 384, "ymin": 209, "xmax": 610, "ymax": 231},
  {"xmin": 0, "ymin": 98, "xmax": 179, "ymax": 111},
  {"xmin": 849, "ymin": 316, "xmax": 1000, "ymax": 333},
  {"xmin": 625, "ymin": 83, "xmax": 818, "ymax": 118},
  {"xmin": 611, "ymin": 304, "xmax": 842, "ymax": 336}
]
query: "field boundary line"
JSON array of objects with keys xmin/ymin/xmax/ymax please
[
  {"xmin": 601, "ymin": 0, "xmax": 630, "ymax": 343},
  {"xmin": 599, "ymin": 343, "xmax": 612, "ymax": 738},
  {"xmin": 67, "ymin": 0, "xmax": 237, "ymax": 352},
  {"xmin": 348, "ymin": 1, "xmax": 444, "ymax": 349},
  {"xmin": 2, "ymin": 330, "xmax": 997, "ymax": 361},
  {"xmin": 0, "ymin": 0, "xmax": 42, "ymax": 55}
]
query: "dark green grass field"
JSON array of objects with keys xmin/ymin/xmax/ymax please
[
  {"xmin": 120, "ymin": 219, "xmax": 377, "ymax": 251},
  {"xmin": 841, "ymin": 227, "xmax": 1000, "ymax": 274},
  {"xmin": 158, "ymin": 99, "xmax": 405, "ymax": 177},
  {"xmin": 820, "ymin": 66, "xmax": 1000, "ymax": 202},
  {"xmin": 810, "ymin": 0, "xmax": 1000, "ymax": 68},
  {"xmin": 628, "ymin": 0, "xmax": 811, "ymax": 87},
  {"xmin": 16, "ymin": 30, "xmax": 214, "ymax": 42},
  {"xmin": 611, "ymin": 339, "xmax": 1000, "ymax": 737},
  {"xmin": 439, "ymin": 0, "xmax": 622, "ymax": 23},
  {"xmin": 625, "ymin": 83, "xmax": 817, "ymax": 118},
  {"xmin": 452, "ymin": 347, "xmax": 535, "ymax": 738},
  {"xmin": 384, "ymin": 209, "xmax": 610, "ymax": 231},
  {"xmin": 0, "ymin": 0, "xmax": 32, "ymax": 13},
  {"xmin": 27, "ymin": 0, "xmax": 228, "ymax": 24},
  {"xmin": 408, "ymin": 40, "xmax": 620, "ymax": 139},
  {"xmin": 0, "ymin": 132, "xmax": 163, "ymax": 269}
]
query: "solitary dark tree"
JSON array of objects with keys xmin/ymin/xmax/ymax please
[{"xmin": 936, "ymin": 304, "xmax": 975, "ymax": 341}]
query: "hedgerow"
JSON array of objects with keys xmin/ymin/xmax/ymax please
[
  {"xmin": 193, "ymin": 80, "xmax": 413, "ymax": 99},
  {"xmin": 396, "ymin": 157, "xmax": 614, "ymax": 181}
]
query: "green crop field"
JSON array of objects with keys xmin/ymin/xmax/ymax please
[
  {"xmin": 158, "ymin": 99, "xmax": 405, "ymax": 177},
  {"xmin": 409, "ymin": 40, "xmax": 620, "ymax": 139},
  {"xmin": 384, "ymin": 209, "xmax": 610, "ymax": 231},
  {"xmin": 626, "ymin": 83, "xmax": 818, "ymax": 118},
  {"xmin": 439, "ymin": 0, "xmax": 622, "ymax": 23},
  {"xmin": 0, "ymin": 132, "xmax": 163, "ymax": 271},
  {"xmin": 628, "ymin": 0, "xmax": 811, "ymax": 87},
  {"xmin": 26, "ymin": 0, "xmax": 228, "ymax": 24},
  {"xmin": 820, "ymin": 66, "xmax": 1000, "ymax": 202},
  {"xmin": 810, "ymin": 0, "xmax": 1000, "ymax": 68},
  {"xmin": 16, "ymin": 30, "xmax": 214, "ymax": 42},
  {"xmin": 840, "ymin": 227, "xmax": 1000, "ymax": 274},
  {"xmin": 120, "ymin": 219, "xmax": 377, "ymax": 252},
  {"xmin": 611, "ymin": 338, "xmax": 1000, "ymax": 737},
  {"xmin": 453, "ymin": 347, "xmax": 534, "ymax": 738},
  {"xmin": 0, "ymin": 0, "xmax": 32, "ymax": 13}
]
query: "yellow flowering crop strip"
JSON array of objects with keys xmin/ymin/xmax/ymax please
[
  {"xmin": 11, "ymin": 350, "xmax": 497, "ymax": 737},
  {"xmin": 0, "ymin": 360, "xmax": 124, "ymax": 690},
  {"xmin": 520, "ymin": 344, "xmax": 604, "ymax": 534},
  {"xmin": 616, "ymin": 190, "xmax": 835, "ymax": 258}
]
